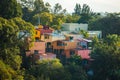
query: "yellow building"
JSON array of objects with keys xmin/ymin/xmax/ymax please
[{"xmin": 34, "ymin": 29, "xmax": 41, "ymax": 39}]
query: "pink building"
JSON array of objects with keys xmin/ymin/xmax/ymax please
[
  {"xmin": 75, "ymin": 49, "xmax": 91, "ymax": 59},
  {"xmin": 26, "ymin": 41, "xmax": 45, "ymax": 56}
]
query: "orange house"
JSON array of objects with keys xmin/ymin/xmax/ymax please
[{"xmin": 52, "ymin": 40, "xmax": 77, "ymax": 58}]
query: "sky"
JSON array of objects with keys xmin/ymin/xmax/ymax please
[{"xmin": 43, "ymin": 0, "xmax": 120, "ymax": 13}]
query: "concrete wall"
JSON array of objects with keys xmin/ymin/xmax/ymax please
[
  {"xmin": 61, "ymin": 23, "xmax": 88, "ymax": 32},
  {"xmin": 30, "ymin": 42, "xmax": 46, "ymax": 53},
  {"xmin": 88, "ymin": 31, "xmax": 102, "ymax": 38}
]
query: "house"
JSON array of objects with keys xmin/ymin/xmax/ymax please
[
  {"xmin": 76, "ymin": 38, "xmax": 92, "ymax": 49},
  {"xmin": 74, "ymin": 48, "xmax": 91, "ymax": 60},
  {"xmin": 61, "ymin": 23, "xmax": 88, "ymax": 33},
  {"xmin": 34, "ymin": 25, "xmax": 54, "ymax": 53},
  {"xmin": 34, "ymin": 25, "xmax": 53, "ymax": 42},
  {"xmin": 46, "ymin": 30, "xmax": 65, "ymax": 41},
  {"xmin": 52, "ymin": 36, "xmax": 78, "ymax": 58},
  {"xmin": 88, "ymin": 31, "xmax": 102, "ymax": 38}
]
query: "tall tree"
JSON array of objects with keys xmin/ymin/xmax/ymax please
[
  {"xmin": 65, "ymin": 14, "xmax": 80, "ymax": 23},
  {"xmin": 0, "ymin": 0, "xmax": 22, "ymax": 19},
  {"xmin": 91, "ymin": 34, "xmax": 120, "ymax": 80},
  {"xmin": 74, "ymin": 4, "xmax": 94, "ymax": 23},
  {"xmin": 53, "ymin": 3, "xmax": 62, "ymax": 14},
  {"xmin": 65, "ymin": 55, "xmax": 88, "ymax": 80},
  {"xmin": 51, "ymin": 14, "xmax": 66, "ymax": 30},
  {"xmin": 33, "ymin": 12, "xmax": 53, "ymax": 25},
  {"xmin": 34, "ymin": 0, "xmax": 49, "ymax": 14},
  {"xmin": 18, "ymin": 0, "xmax": 34, "ymax": 9},
  {"xmin": 74, "ymin": 4, "xmax": 81, "ymax": 15},
  {"xmin": 28, "ymin": 59, "xmax": 70, "ymax": 80},
  {"xmin": 0, "ymin": 17, "xmax": 35, "ymax": 79},
  {"xmin": 90, "ymin": 14, "xmax": 120, "ymax": 37}
]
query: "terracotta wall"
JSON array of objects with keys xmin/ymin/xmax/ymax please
[
  {"xmin": 52, "ymin": 41, "xmax": 65, "ymax": 50},
  {"xmin": 64, "ymin": 50, "xmax": 70, "ymax": 58},
  {"xmin": 64, "ymin": 41, "xmax": 77, "ymax": 50},
  {"xmin": 30, "ymin": 42, "xmax": 45, "ymax": 53}
]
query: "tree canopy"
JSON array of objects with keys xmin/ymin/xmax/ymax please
[
  {"xmin": 0, "ymin": 0, "xmax": 22, "ymax": 19},
  {"xmin": 89, "ymin": 14, "xmax": 120, "ymax": 37},
  {"xmin": 91, "ymin": 34, "xmax": 120, "ymax": 80}
]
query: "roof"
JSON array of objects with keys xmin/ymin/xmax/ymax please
[
  {"xmin": 76, "ymin": 38, "xmax": 92, "ymax": 42},
  {"xmin": 36, "ymin": 29, "xmax": 53, "ymax": 34}
]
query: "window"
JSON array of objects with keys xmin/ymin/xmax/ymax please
[
  {"xmin": 45, "ymin": 35, "xmax": 49, "ymax": 39},
  {"xmin": 77, "ymin": 42, "xmax": 80, "ymax": 46},
  {"xmin": 70, "ymin": 50, "xmax": 75, "ymax": 55},
  {"xmin": 57, "ymin": 41, "xmax": 63, "ymax": 46},
  {"xmin": 60, "ymin": 49, "xmax": 64, "ymax": 53},
  {"xmin": 34, "ymin": 50, "xmax": 38, "ymax": 54}
]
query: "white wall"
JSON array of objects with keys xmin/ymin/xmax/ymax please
[
  {"xmin": 88, "ymin": 31, "xmax": 102, "ymax": 38},
  {"xmin": 61, "ymin": 23, "xmax": 88, "ymax": 32}
]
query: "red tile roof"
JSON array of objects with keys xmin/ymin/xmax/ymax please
[{"xmin": 36, "ymin": 28, "xmax": 53, "ymax": 34}]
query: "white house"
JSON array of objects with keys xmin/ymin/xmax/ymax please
[
  {"xmin": 61, "ymin": 23, "xmax": 88, "ymax": 32},
  {"xmin": 88, "ymin": 31, "xmax": 102, "ymax": 38}
]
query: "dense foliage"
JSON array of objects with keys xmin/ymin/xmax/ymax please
[
  {"xmin": 91, "ymin": 34, "xmax": 120, "ymax": 80},
  {"xmin": 89, "ymin": 14, "xmax": 120, "ymax": 37},
  {"xmin": 0, "ymin": 0, "xmax": 120, "ymax": 80},
  {"xmin": 0, "ymin": 0, "xmax": 22, "ymax": 19}
]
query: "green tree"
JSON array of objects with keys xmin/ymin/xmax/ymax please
[
  {"xmin": 51, "ymin": 14, "xmax": 66, "ymax": 30},
  {"xmin": 18, "ymin": 0, "xmax": 34, "ymax": 9},
  {"xmin": 0, "ymin": 0, "xmax": 22, "ymax": 19},
  {"xmin": 34, "ymin": 0, "xmax": 49, "ymax": 14},
  {"xmin": 22, "ymin": 7, "xmax": 34, "ymax": 23},
  {"xmin": 33, "ymin": 12, "xmax": 53, "ymax": 25},
  {"xmin": 91, "ymin": 34, "xmax": 120, "ymax": 80},
  {"xmin": 79, "ymin": 30, "xmax": 89, "ymax": 38},
  {"xmin": 28, "ymin": 59, "xmax": 70, "ymax": 80},
  {"xmin": 90, "ymin": 14, "xmax": 120, "ymax": 37},
  {"xmin": 74, "ymin": 4, "xmax": 81, "ymax": 15},
  {"xmin": 0, "ymin": 60, "xmax": 24, "ymax": 80},
  {"xmin": 65, "ymin": 55, "xmax": 88, "ymax": 80},
  {"xmin": 65, "ymin": 14, "xmax": 80, "ymax": 23},
  {"xmin": 0, "ymin": 17, "xmax": 25, "ymax": 80},
  {"xmin": 53, "ymin": 3, "xmax": 62, "ymax": 14},
  {"xmin": 0, "ymin": 17, "xmax": 35, "ymax": 79},
  {"xmin": 74, "ymin": 4, "xmax": 94, "ymax": 23}
]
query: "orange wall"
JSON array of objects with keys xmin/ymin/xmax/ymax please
[
  {"xmin": 64, "ymin": 41, "xmax": 77, "ymax": 50},
  {"xmin": 52, "ymin": 41, "xmax": 77, "ymax": 50},
  {"xmin": 64, "ymin": 50, "xmax": 71, "ymax": 58},
  {"xmin": 52, "ymin": 41, "xmax": 65, "ymax": 50},
  {"xmin": 30, "ymin": 42, "xmax": 45, "ymax": 53}
]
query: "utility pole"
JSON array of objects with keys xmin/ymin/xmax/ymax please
[{"xmin": 38, "ymin": 7, "xmax": 41, "ymax": 25}]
